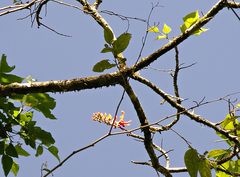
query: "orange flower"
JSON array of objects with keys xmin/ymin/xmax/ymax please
[
  {"xmin": 91, "ymin": 111, "xmax": 131, "ymax": 129},
  {"xmin": 115, "ymin": 111, "xmax": 132, "ymax": 127}
]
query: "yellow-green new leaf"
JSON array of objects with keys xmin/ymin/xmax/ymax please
[
  {"xmin": 180, "ymin": 24, "xmax": 187, "ymax": 33},
  {"xmin": 183, "ymin": 10, "xmax": 200, "ymax": 28},
  {"xmin": 155, "ymin": 35, "xmax": 166, "ymax": 40},
  {"xmin": 11, "ymin": 161, "xmax": 19, "ymax": 176},
  {"xmin": 147, "ymin": 26, "xmax": 159, "ymax": 33},
  {"xmin": 207, "ymin": 149, "xmax": 228, "ymax": 159},
  {"xmin": 163, "ymin": 23, "xmax": 171, "ymax": 34},
  {"xmin": 235, "ymin": 103, "xmax": 240, "ymax": 109},
  {"xmin": 192, "ymin": 28, "xmax": 209, "ymax": 35}
]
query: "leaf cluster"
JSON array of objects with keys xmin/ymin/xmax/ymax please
[
  {"xmin": 147, "ymin": 10, "xmax": 209, "ymax": 41},
  {"xmin": 184, "ymin": 104, "xmax": 240, "ymax": 177},
  {"xmin": 0, "ymin": 54, "xmax": 59, "ymax": 176},
  {"xmin": 92, "ymin": 28, "xmax": 131, "ymax": 72}
]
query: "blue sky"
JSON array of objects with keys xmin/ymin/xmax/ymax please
[{"xmin": 0, "ymin": 0, "xmax": 240, "ymax": 176}]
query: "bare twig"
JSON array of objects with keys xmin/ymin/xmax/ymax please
[
  {"xmin": 0, "ymin": 0, "xmax": 40, "ymax": 17},
  {"xmin": 135, "ymin": 3, "xmax": 162, "ymax": 64},
  {"xmin": 179, "ymin": 62, "xmax": 197, "ymax": 70},
  {"xmin": 224, "ymin": 0, "xmax": 240, "ymax": 20},
  {"xmin": 38, "ymin": 22, "xmax": 72, "ymax": 37},
  {"xmin": 52, "ymin": 0, "xmax": 84, "ymax": 11},
  {"xmin": 43, "ymin": 133, "xmax": 109, "ymax": 177},
  {"xmin": 108, "ymin": 89, "xmax": 126, "ymax": 134}
]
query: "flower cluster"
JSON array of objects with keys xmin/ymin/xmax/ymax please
[{"xmin": 91, "ymin": 111, "xmax": 132, "ymax": 129}]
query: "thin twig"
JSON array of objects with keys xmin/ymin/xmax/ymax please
[
  {"xmin": 0, "ymin": 0, "xmax": 39, "ymax": 17},
  {"xmin": 43, "ymin": 133, "xmax": 109, "ymax": 177},
  {"xmin": 108, "ymin": 89, "xmax": 126, "ymax": 134},
  {"xmin": 135, "ymin": 3, "xmax": 162, "ymax": 64}
]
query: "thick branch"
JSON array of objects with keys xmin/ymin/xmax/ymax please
[
  {"xmin": 0, "ymin": 1, "xmax": 239, "ymax": 99},
  {"xmin": 0, "ymin": 71, "xmax": 130, "ymax": 97},
  {"xmin": 121, "ymin": 80, "xmax": 172, "ymax": 177}
]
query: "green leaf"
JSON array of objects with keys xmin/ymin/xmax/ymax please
[
  {"xmin": 0, "ymin": 97, "xmax": 8, "ymax": 110},
  {"xmin": 0, "ymin": 54, "xmax": 15, "ymax": 74},
  {"xmin": 25, "ymin": 95, "xmax": 39, "ymax": 107},
  {"xmin": 19, "ymin": 112, "xmax": 33, "ymax": 122},
  {"xmin": 35, "ymin": 145, "xmax": 43, "ymax": 157},
  {"xmin": 22, "ymin": 121, "xmax": 37, "ymax": 149},
  {"xmin": 48, "ymin": 146, "xmax": 60, "ymax": 162},
  {"xmin": 112, "ymin": 33, "xmax": 131, "ymax": 55},
  {"xmin": 184, "ymin": 148, "xmax": 199, "ymax": 177},
  {"xmin": 35, "ymin": 127, "xmax": 55, "ymax": 146},
  {"xmin": 208, "ymin": 149, "xmax": 228, "ymax": 159},
  {"xmin": 11, "ymin": 160, "xmax": 19, "ymax": 176},
  {"xmin": 104, "ymin": 28, "xmax": 114, "ymax": 44},
  {"xmin": 2, "ymin": 154, "xmax": 13, "ymax": 177},
  {"xmin": 26, "ymin": 93, "xmax": 57, "ymax": 120},
  {"xmin": 101, "ymin": 47, "xmax": 112, "ymax": 53},
  {"xmin": 0, "ymin": 141, "xmax": 5, "ymax": 155},
  {"xmin": 162, "ymin": 23, "xmax": 171, "ymax": 34},
  {"xmin": 14, "ymin": 145, "xmax": 30, "ymax": 157},
  {"xmin": 42, "ymin": 168, "xmax": 51, "ymax": 173},
  {"xmin": 147, "ymin": 26, "xmax": 159, "ymax": 33},
  {"xmin": 35, "ymin": 104, "xmax": 56, "ymax": 120},
  {"xmin": 183, "ymin": 10, "xmax": 199, "ymax": 28},
  {"xmin": 92, "ymin": 59, "xmax": 116, "ymax": 72},
  {"xmin": 155, "ymin": 35, "xmax": 167, "ymax": 40},
  {"xmin": 9, "ymin": 95, "xmax": 25, "ymax": 102},
  {"xmin": 24, "ymin": 137, "xmax": 36, "ymax": 149},
  {"xmin": 5, "ymin": 144, "xmax": 18, "ymax": 158},
  {"xmin": 198, "ymin": 158, "xmax": 211, "ymax": 177},
  {"xmin": 0, "ymin": 54, "xmax": 24, "ymax": 85},
  {"xmin": 0, "ymin": 73, "xmax": 24, "ymax": 85}
]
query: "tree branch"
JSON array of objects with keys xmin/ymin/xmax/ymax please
[
  {"xmin": 76, "ymin": 0, "xmax": 127, "ymax": 69},
  {"xmin": 0, "ymin": 71, "xmax": 129, "ymax": 97},
  {"xmin": 121, "ymin": 79, "xmax": 172, "ymax": 177},
  {"xmin": 130, "ymin": 0, "xmax": 240, "ymax": 72},
  {"xmin": 0, "ymin": 0, "xmax": 39, "ymax": 17},
  {"xmin": 131, "ymin": 75, "xmax": 240, "ymax": 147},
  {"xmin": 1, "ymin": 1, "xmax": 239, "ymax": 97}
]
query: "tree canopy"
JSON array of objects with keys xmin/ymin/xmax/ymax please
[{"xmin": 0, "ymin": 0, "xmax": 240, "ymax": 177}]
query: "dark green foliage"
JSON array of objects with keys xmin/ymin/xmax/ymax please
[{"xmin": 0, "ymin": 54, "xmax": 59, "ymax": 176}]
